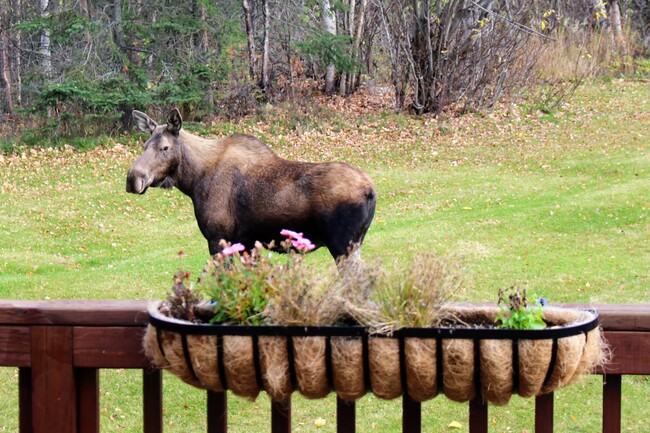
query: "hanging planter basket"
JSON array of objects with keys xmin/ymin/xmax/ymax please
[{"xmin": 144, "ymin": 302, "xmax": 604, "ymax": 405}]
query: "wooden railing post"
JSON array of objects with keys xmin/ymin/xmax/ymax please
[
  {"xmin": 30, "ymin": 326, "xmax": 77, "ymax": 433},
  {"xmin": 271, "ymin": 397, "xmax": 291, "ymax": 433},
  {"xmin": 535, "ymin": 392, "xmax": 554, "ymax": 433},
  {"xmin": 77, "ymin": 368, "xmax": 100, "ymax": 433},
  {"xmin": 337, "ymin": 397, "xmax": 356, "ymax": 433},
  {"xmin": 18, "ymin": 367, "xmax": 33, "ymax": 433},
  {"xmin": 143, "ymin": 369, "xmax": 163, "ymax": 433},
  {"xmin": 469, "ymin": 398, "xmax": 487, "ymax": 433},
  {"xmin": 402, "ymin": 395, "xmax": 421, "ymax": 433},
  {"xmin": 603, "ymin": 375, "xmax": 622, "ymax": 433},
  {"xmin": 207, "ymin": 391, "xmax": 227, "ymax": 433}
]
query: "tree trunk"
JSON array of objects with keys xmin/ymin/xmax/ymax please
[
  {"xmin": 287, "ymin": 28, "xmax": 294, "ymax": 101},
  {"xmin": 112, "ymin": 0, "xmax": 124, "ymax": 48},
  {"xmin": 411, "ymin": 0, "xmax": 426, "ymax": 113},
  {"xmin": 127, "ymin": 0, "xmax": 144, "ymax": 65},
  {"xmin": 609, "ymin": 0, "xmax": 625, "ymax": 50},
  {"xmin": 39, "ymin": 0, "xmax": 52, "ymax": 79},
  {"xmin": 196, "ymin": 1, "xmax": 209, "ymax": 53},
  {"xmin": 1, "ymin": 28, "xmax": 14, "ymax": 113},
  {"xmin": 78, "ymin": 0, "xmax": 91, "ymax": 43},
  {"xmin": 14, "ymin": 37, "xmax": 22, "ymax": 106},
  {"xmin": 376, "ymin": 0, "xmax": 406, "ymax": 110},
  {"xmin": 422, "ymin": 0, "xmax": 436, "ymax": 112},
  {"xmin": 339, "ymin": 0, "xmax": 355, "ymax": 96},
  {"xmin": 243, "ymin": 0, "xmax": 257, "ymax": 82},
  {"xmin": 0, "ymin": 1, "xmax": 16, "ymax": 112},
  {"xmin": 339, "ymin": 73, "xmax": 347, "ymax": 96},
  {"xmin": 12, "ymin": 0, "xmax": 22, "ymax": 106},
  {"xmin": 350, "ymin": 0, "xmax": 367, "ymax": 94},
  {"xmin": 147, "ymin": 9, "xmax": 157, "ymax": 68},
  {"xmin": 261, "ymin": 0, "xmax": 270, "ymax": 93},
  {"xmin": 321, "ymin": 0, "xmax": 337, "ymax": 95}
]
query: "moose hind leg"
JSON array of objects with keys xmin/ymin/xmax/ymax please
[{"xmin": 326, "ymin": 202, "xmax": 374, "ymax": 260}]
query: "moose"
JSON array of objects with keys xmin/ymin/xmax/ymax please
[{"xmin": 126, "ymin": 109, "xmax": 376, "ymax": 261}]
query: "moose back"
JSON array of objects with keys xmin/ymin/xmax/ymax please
[{"xmin": 126, "ymin": 109, "xmax": 376, "ymax": 260}]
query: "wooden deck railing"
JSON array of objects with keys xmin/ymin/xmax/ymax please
[{"xmin": 0, "ymin": 300, "xmax": 648, "ymax": 433}]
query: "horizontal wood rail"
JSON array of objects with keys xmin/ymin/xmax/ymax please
[{"xmin": 0, "ymin": 301, "xmax": 648, "ymax": 433}]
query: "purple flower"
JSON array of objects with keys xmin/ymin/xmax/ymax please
[{"xmin": 221, "ymin": 243, "xmax": 245, "ymax": 256}]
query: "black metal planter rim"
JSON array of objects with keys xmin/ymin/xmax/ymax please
[
  {"xmin": 147, "ymin": 302, "xmax": 599, "ymax": 340},
  {"xmin": 148, "ymin": 302, "xmax": 600, "ymax": 399}
]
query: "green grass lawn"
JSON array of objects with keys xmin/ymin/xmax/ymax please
[{"xmin": 0, "ymin": 79, "xmax": 648, "ymax": 432}]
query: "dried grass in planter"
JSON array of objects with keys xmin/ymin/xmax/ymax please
[{"xmin": 144, "ymin": 302, "xmax": 607, "ymax": 405}]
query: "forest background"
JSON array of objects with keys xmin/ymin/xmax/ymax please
[{"xmin": 0, "ymin": 0, "xmax": 649, "ymax": 144}]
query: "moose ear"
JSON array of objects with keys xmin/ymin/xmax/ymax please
[
  {"xmin": 132, "ymin": 110, "xmax": 158, "ymax": 134},
  {"xmin": 166, "ymin": 108, "xmax": 182, "ymax": 134}
]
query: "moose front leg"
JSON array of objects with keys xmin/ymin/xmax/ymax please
[
  {"xmin": 208, "ymin": 238, "xmax": 224, "ymax": 256},
  {"xmin": 193, "ymin": 204, "xmax": 232, "ymax": 257}
]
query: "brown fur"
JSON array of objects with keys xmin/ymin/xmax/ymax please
[{"xmin": 127, "ymin": 109, "xmax": 376, "ymax": 260}]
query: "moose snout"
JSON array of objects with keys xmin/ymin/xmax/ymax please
[{"xmin": 126, "ymin": 166, "xmax": 150, "ymax": 194}]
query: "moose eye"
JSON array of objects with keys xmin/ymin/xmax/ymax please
[{"xmin": 161, "ymin": 145, "xmax": 169, "ymax": 152}]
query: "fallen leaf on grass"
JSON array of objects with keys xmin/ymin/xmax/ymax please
[
  {"xmin": 448, "ymin": 421, "xmax": 462, "ymax": 429},
  {"xmin": 314, "ymin": 417, "xmax": 327, "ymax": 427}
]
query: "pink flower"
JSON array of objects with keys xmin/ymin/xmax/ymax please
[
  {"xmin": 221, "ymin": 243, "xmax": 245, "ymax": 256},
  {"xmin": 291, "ymin": 237, "xmax": 316, "ymax": 252},
  {"xmin": 280, "ymin": 229, "xmax": 304, "ymax": 240},
  {"xmin": 281, "ymin": 228, "xmax": 316, "ymax": 252}
]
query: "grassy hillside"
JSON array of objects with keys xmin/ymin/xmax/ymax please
[{"xmin": 0, "ymin": 79, "xmax": 648, "ymax": 432}]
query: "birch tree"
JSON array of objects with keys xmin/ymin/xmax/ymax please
[
  {"xmin": 321, "ymin": 0, "xmax": 337, "ymax": 95},
  {"xmin": 12, "ymin": 0, "xmax": 22, "ymax": 106},
  {"xmin": 349, "ymin": 0, "xmax": 368, "ymax": 94},
  {"xmin": 39, "ymin": 0, "xmax": 52, "ymax": 79},
  {"xmin": 0, "ymin": 20, "xmax": 13, "ymax": 113},
  {"xmin": 609, "ymin": 0, "xmax": 625, "ymax": 50},
  {"xmin": 243, "ymin": 0, "xmax": 257, "ymax": 81},
  {"xmin": 261, "ymin": 0, "xmax": 270, "ymax": 93}
]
